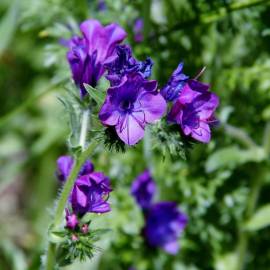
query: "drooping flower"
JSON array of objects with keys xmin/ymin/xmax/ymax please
[
  {"xmin": 131, "ymin": 169, "xmax": 156, "ymax": 210},
  {"xmin": 143, "ymin": 202, "xmax": 188, "ymax": 255},
  {"xmin": 65, "ymin": 208, "xmax": 79, "ymax": 230},
  {"xmin": 161, "ymin": 62, "xmax": 189, "ymax": 102},
  {"xmin": 56, "ymin": 156, "xmax": 94, "ymax": 182},
  {"xmin": 99, "ymin": 73, "xmax": 166, "ymax": 145},
  {"xmin": 71, "ymin": 172, "xmax": 112, "ymax": 215},
  {"xmin": 168, "ymin": 79, "xmax": 219, "ymax": 143},
  {"xmin": 66, "ymin": 19, "xmax": 127, "ymax": 97},
  {"xmin": 133, "ymin": 18, "xmax": 144, "ymax": 43},
  {"xmin": 105, "ymin": 45, "xmax": 153, "ymax": 86}
]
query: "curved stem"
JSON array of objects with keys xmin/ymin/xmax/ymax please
[{"xmin": 45, "ymin": 140, "xmax": 98, "ymax": 269}]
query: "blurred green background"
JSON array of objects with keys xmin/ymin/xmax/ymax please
[{"xmin": 1, "ymin": 0, "xmax": 270, "ymax": 269}]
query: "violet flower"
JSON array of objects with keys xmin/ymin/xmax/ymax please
[
  {"xmin": 161, "ymin": 62, "xmax": 189, "ymax": 102},
  {"xmin": 66, "ymin": 19, "xmax": 127, "ymax": 97},
  {"xmin": 105, "ymin": 45, "xmax": 153, "ymax": 86},
  {"xmin": 168, "ymin": 79, "xmax": 219, "ymax": 143},
  {"xmin": 71, "ymin": 172, "xmax": 112, "ymax": 215},
  {"xmin": 143, "ymin": 202, "xmax": 188, "ymax": 255},
  {"xmin": 99, "ymin": 73, "xmax": 166, "ymax": 145},
  {"xmin": 56, "ymin": 156, "xmax": 94, "ymax": 182},
  {"xmin": 133, "ymin": 18, "xmax": 144, "ymax": 43},
  {"xmin": 130, "ymin": 169, "xmax": 156, "ymax": 210},
  {"xmin": 65, "ymin": 208, "xmax": 79, "ymax": 230}
]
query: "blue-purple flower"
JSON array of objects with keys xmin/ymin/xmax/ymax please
[
  {"xmin": 99, "ymin": 73, "xmax": 166, "ymax": 145},
  {"xmin": 143, "ymin": 202, "xmax": 188, "ymax": 255},
  {"xmin": 105, "ymin": 45, "xmax": 153, "ymax": 86},
  {"xmin": 71, "ymin": 172, "xmax": 112, "ymax": 215},
  {"xmin": 133, "ymin": 18, "xmax": 144, "ymax": 43},
  {"xmin": 130, "ymin": 169, "xmax": 156, "ymax": 210},
  {"xmin": 168, "ymin": 79, "xmax": 219, "ymax": 143},
  {"xmin": 56, "ymin": 155, "xmax": 112, "ymax": 215},
  {"xmin": 66, "ymin": 19, "xmax": 127, "ymax": 97},
  {"xmin": 56, "ymin": 156, "xmax": 94, "ymax": 182},
  {"xmin": 161, "ymin": 62, "xmax": 189, "ymax": 102}
]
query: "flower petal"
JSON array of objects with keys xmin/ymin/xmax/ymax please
[
  {"xmin": 116, "ymin": 114, "xmax": 145, "ymax": 145},
  {"xmin": 139, "ymin": 93, "xmax": 167, "ymax": 123}
]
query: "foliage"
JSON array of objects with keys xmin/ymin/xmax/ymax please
[{"xmin": 1, "ymin": 0, "xmax": 270, "ymax": 269}]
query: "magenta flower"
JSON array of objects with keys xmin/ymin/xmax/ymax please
[
  {"xmin": 65, "ymin": 208, "xmax": 78, "ymax": 230},
  {"xmin": 143, "ymin": 202, "xmax": 188, "ymax": 255},
  {"xmin": 71, "ymin": 172, "xmax": 112, "ymax": 215},
  {"xmin": 99, "ymin": 74, "xmax": 167, "ymax": 145},
  {"xmin": 168, "ymin": 79, "xmax": 219, "ymax": 143},
  {"xmin": 105, "ymin": 45, "xmax": 153, "ymax": 86},
  {"xmin": 161, "ymin": 62, "xmax": 189, "ymax": 102},
  {"xmin": 131, "ymin": 169, "xmax": 156, "ymax": 210},
  {"xmin": 66, "ymin": 19, "xmax": 127, "ymax": 97}
]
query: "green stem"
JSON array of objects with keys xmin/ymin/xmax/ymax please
[
  {"xmin": 45, "ymin": 140, "xmax": 98, "ymax": 269},
  {"xmin": 45, "ymin": 243, "xmax": 56, "ymax": 270},
  {"xmin": 236, "ymin": 167, "xmax": 265, "ymax": 270}
]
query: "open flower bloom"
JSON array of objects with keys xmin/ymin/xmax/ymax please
[
  {"xmin": 168, "ymin": 79, "xmax": 219, "ymax": 143},
  {"xmin": 105, "ymin": 45, "xmax": 153, "ymax": 86},
  {"xmin": 131, "ymin": 169, "xmax": 156, "ymax": 210},
  {"xmin": 71, "ymin": 172, "xmax": 112, "ymax": 215},
  {"xmin": 56, "ymin": 155, "xmax": 94, "ymax": 182},
  {"xmin": 161, "ymin": 62, "xmax": 189, "ymax": 102},
  {"xmin": 143, "ymin": 202, "xmax": 188, "ymax": 255},
  {"xmin": 99, "ymin": 73, "xmax": 166, "ymax": 145},
  {"xmin": 66, "ymin": 19, "xmax": 127, "ymax": 97}
]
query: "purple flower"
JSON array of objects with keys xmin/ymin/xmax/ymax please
[
  {"xmin": 168, "ymin": 79, "xmax": 219, "ymax": 143},
  {"xmin": 56, "ymin": 156, "xmax": 94, "ymax": 182},
  {"xmin": 161, "ymin": 62, "xmax": 189, "ymax": 102},
  {"xmin": 143, "ymin": 202, "xmax": 188, "ymax": 255},
  {"xmin": 66, "ymin": 19, "xmax": 127, "ymax": 97},
  {"xmin": 105, "ymin": 45, "xmax": 153, "ymax": 86},
  {"xmin": 99, "ymin": 73, "xmax": 166, "ymax": 145},
  {"xmin": 131, "ymin": 169, "xmax": 156, "ymax": 210},
  {"xmin": 133, "ymin": 18, "xmax": 144, "ymax": 43},
  {"xmin": 65, "ymin": 208, "xmax": 78, "ymax": 230},
  {"xmin": 56, "ymin": 156, "xmax": 74, "ymax": 182},
  {"xmin": 71, "ymin": 172, "xmax": 112, "ymax": 215}
]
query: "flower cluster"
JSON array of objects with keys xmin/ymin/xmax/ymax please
[
  {"xmin": 131, "ymin": 170, "xmax": 188, "ymax": 255},
  {"xmin": 56, "ymin": 156, "xmax": 112, "ymax": 230},
  {"xmin": 65, "ymin": 19, "xmax": 219, "ymax": 147},
  {"xmin": 66, "ymin": 19, "xmax": 127, "ymax": 97}
]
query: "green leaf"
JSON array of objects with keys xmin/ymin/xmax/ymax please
[
  {"xmin": 84, "ymin": 84, "xmax": 106, "ymax": 105},
  {"xmin": 205, "ymin": 146, "xmax": 265, "ymax": 173},
  {"xmin": 0, "ymin": 0, "xmax": 20, "ymax": 55},
  {"xmin": 245, "ymin": 204, "xmax": 270, "ymax": 231}
]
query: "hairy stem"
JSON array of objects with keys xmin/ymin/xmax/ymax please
[{"xmin": 79, "ymin": 109, "xmax": 90, "ymax": 151}]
